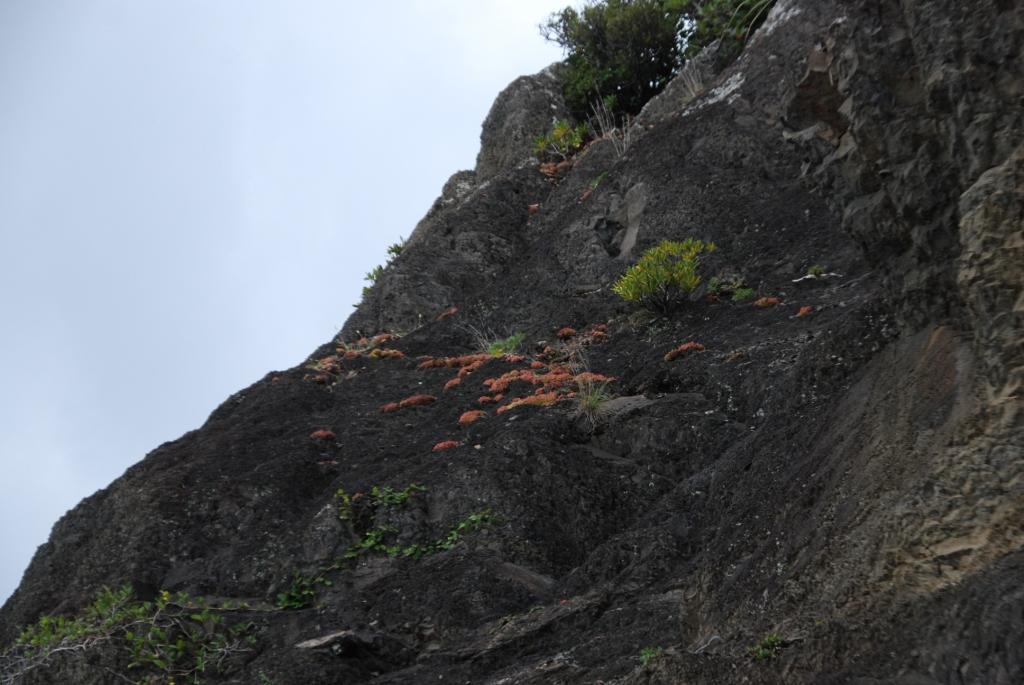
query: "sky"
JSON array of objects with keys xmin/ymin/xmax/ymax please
[{"xmin": 0, "ymin": 0, "xmax": 566, "ymax": 606}]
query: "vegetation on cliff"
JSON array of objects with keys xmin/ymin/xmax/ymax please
[
  {"xmin": 612, "ymin": 238, "xmax": 716, "ymax": 313},
  {"xmin": 541, "ymin": 0, "xmax": 776, "ymax": 117}
]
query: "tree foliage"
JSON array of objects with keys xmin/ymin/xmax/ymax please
[
  {"xmin": 1, "ymin": 586, "xmax": 254, "ymax": 684},
  {"xmin": 542, "ymin": 0, "xmax": 684, "ymax": 118},
  {"xmin": 689, "ymin": 0, "xmax": 776, "ymax": 51},
  {"xmin": 541, "ymin": 0, "xmax": 776, "ymax": 118}
]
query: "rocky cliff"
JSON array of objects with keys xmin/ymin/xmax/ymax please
[{"xmin": 2, "ymin": 1, "xmax": 1021, "ymax": 683}]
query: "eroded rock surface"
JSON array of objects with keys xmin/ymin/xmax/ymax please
[{"xmin": 475, "ymin": 63, "xmax": 568, "ymax": 181}]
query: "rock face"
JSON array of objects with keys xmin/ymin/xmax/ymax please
[
  {"xmin": 474, "ymin": 63, "xmax": 568, "ymax": 181},
  {"xmin": 3, "ymin": 2, "xmax": 1022, "ymax": 684},
  {"xmin": 634, "ymin": 39, "xmax": 733, "ymax": 126},
  {"xmin": 341, "ymin": 164, "xmax": 548, "ymax": 337},
  {"xmin": 958, "ymin": 144, "xmax": 1024, "ymax": 404}
]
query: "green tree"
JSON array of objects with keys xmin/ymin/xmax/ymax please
[
  {"xmin": 541, "ymin": 0, "xmax": 687, "ymax": 118},
  {"xmin": 541, "ymin": 0, "xmax": 776, "ymax": 118},
  {"xmin": 688, "ymin": 0, "xmax": 776, "ymax": 53}
]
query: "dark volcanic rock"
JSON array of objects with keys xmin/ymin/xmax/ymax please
[
  {"xmin": 634, "ymin": 39, "xmax": 733, "ymax": 126},
  {"xmin": 475, "ymin": 63, "xmax": 568, "ymax": 181},
  {"xmin": 3, "ymin": 1, "xmax": 1022, "ymax": 684}
]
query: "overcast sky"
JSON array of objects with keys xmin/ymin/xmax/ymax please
[{"xmin": 0, "ymin": 0, "xmax": 565, "ymax": 606}]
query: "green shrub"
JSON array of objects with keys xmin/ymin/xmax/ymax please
[
  {"xmin": 3, "ymin": 586, "xmax": 255, "ymax": 684},
  {"xmin": 540, "ymin": 0, "xmax": 777, "ymax": 119},
  {"xmin": 612, "ymin": 238, "xmax": 716, "ymax": 313},
  {"xmin": 534, "ymin": 119, "xmax": 589, "ymax": 159},
  {"xmin": 542, "ymin": 0, "xmax": 685, "ymax": 118}
]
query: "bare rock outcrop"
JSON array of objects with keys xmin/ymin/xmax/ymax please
[{"xmin": 474, "ymin": 63, "xmax": 568, "ymax": 181}]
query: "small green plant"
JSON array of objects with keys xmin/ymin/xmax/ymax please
[
  {"xmin": 707, "ymin": 273, "xmax": 747, "ymax": 297},
  {"xmin": 276, "ymin": 500, "xmax": 494, "ymax": 612},
  {"xmin": 589, "ymin": 171, "xmax": 609, "ymax": 190},
  {"xmin": 400, "ymin": 509, "xmax": 495, "ymax": 560},
  {"xmin": 534, "ymin": 119, "xmax": 588, "ymax": 159},
  {"xmin": 612, "ymin": 238, "xmax": 717, "ymax": 313},
  {"xmin": 336, "ymin": 510, "xmax": 494, "ymax": 563},
  {"xmin": 574, "ymin": 374, "xmax": 613, "ymax": 431},
  {"xmin": 731, "ymin": 286, "xmax": 756, "ymax": 302},
  {"xmin": 577, "ymin": 380, "xmax": 612, "ymax": 415},
  {"xmin": 359, "ymin": 237, "xmax": 406, "ymax": 302},
  {"xmin": 370, "ymin": 483, "xmax": 426, "ymax": 507},
  {"xmin": 3, "ymin": 586, "xmax": 255, "ymax": 684},
  {"xmin": 639, "ymin": 646, "xmax": 663, "ymax": 666},
  {"xmin": 276, "ymin": 571, "xmax": 328, "ymax": 610},
  {"xmin": 487, "ymin": 332, "xmax": 526, "ymax": 357},
  {"xmin": 749, "ymin": 632, "xmax": 784, "ymax": 661},
  {"xmin": 361, "ymin": 264, "xmax": 385, "ymax": 300},
  {"xmin": 588, "ymin": 96, "xmax": 632, "ymax": 156},
  {"xmin": 334, "ymin": 487, "xmax": 353, "ymax": 521},
  {"xmin": 386, "ymin": 239, "xmax": 405, "ymax": 260},
  {"xmin": 342, "ymin": 526, "xmax": 402, "ymax": 560},
  {"xmin": 807, "ymin": 264, "xmax": 826, "ymax": 277}
]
